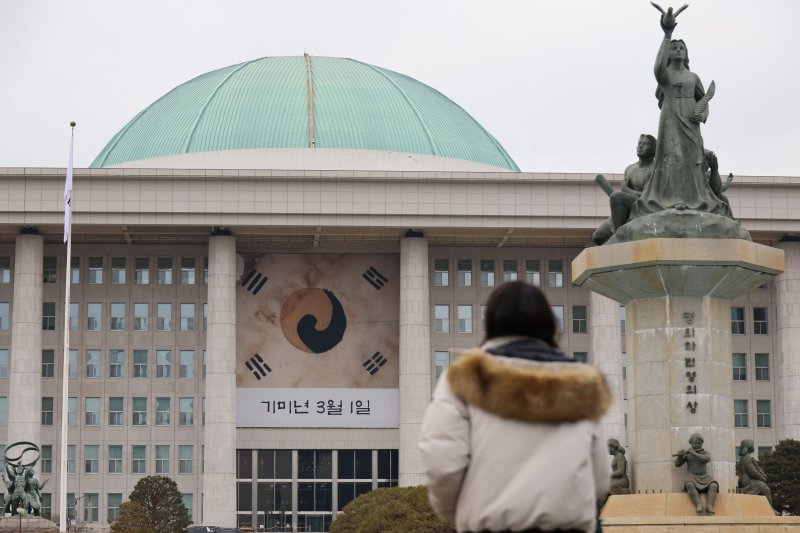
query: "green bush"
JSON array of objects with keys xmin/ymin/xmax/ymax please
[{"xmin": 330, "ymin": 486, "xmax": 453, "ymax": 533}]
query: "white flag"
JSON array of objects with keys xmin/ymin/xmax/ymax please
[{"xmin": 64, "ymin": 130, "xmax": 74, "ymax": 243}]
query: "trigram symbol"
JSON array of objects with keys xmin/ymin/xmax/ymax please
[
  {"xmin": 362, "ymin": 351, "xmax": 387, "ymax": 375},
  {"xmin": 241, "ymin": 270, "xmax": 268, "ymax": 295},
  {"xmin": 245, "ymin": 353, "xmax": 272, "ymax": 380},
  {"xmin": 362, "ymin": 266, "xmax": 388, "ymax": 290}
]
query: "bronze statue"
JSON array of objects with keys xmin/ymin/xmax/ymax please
[
  {"xmin": 674, "ymin": 433, "xmax": 719, "ymax": 513},
  {"xmin": 737, "ymin": 439, "xmax": 773, "ymax": 507},
  {"xmin": 607, "ymin": 438, "xmax": 631, "ymax": 495},
  {"xmin": 1, "ymin": 442, "xmax": 49, "ymax": 516},
  {"xmin": 592, "ymin": 134, "xmax": 656, "ymax": 245}
]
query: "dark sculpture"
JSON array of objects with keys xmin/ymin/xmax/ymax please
[
  {"xmin": 592, "ymin": 135, "xmax": 656, "ymax": 245},
  {"xmin": 1, "ymin": 442, "xmax": 48, "ymax": 516},
  {"xmin": 737, "ymin": 439, "xmax": 774, "ymax": 506},
  {"xmin": 607, "ymin": 438, "xmax": 631, "ymax": 495},
  {"xmin": 674, "ymin": 433, "xmax": 719, "ymax": 513}
]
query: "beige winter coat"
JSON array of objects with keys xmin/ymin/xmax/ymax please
[{"xmin": 419, "ymin": 347, "xmax": 612, "ymax": 533}]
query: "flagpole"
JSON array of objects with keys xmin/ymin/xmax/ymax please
[{"xmin": 59, "ymin": 121, "xmax": 75, "ymax": 533}]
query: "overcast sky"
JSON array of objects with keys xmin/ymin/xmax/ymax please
[{"xmin": 2, "ymin": 0, "xmax": 798, "ymax": 176}]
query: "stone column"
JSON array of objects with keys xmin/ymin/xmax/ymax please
[
  {"xmin": 590, "ymin": 291, "xmax": 626, "ymax": 446},
  {"xmin": 203, "ymin": 234, "xmax": 237, "ymax": 527},
  {"xmin": 776, "ymin": 239, "xmax": 800, "ymax": 441},
  {"xmin": 626, "ymin": 296, "xmax": 735, "ymax": 493},
  {"xmin": 8, "ymin": 232, "xmax": 43, "ymax": 446},
  {"xmin": 398, "ymin": 231, "xmax": 431, "ymax": 486}
]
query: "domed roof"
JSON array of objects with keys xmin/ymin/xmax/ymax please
[{"xmin": 91, "ymin": 56, "xmax": 519, "ymax": 170}]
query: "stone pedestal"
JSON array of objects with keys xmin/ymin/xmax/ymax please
[{"xmin": 573, "ymin": 239, "xmax": 784, "ymax": 494}]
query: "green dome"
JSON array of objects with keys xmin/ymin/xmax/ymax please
[{"xmin": 91, "ymin": 56, "xmax": 519, "ymax": 170}]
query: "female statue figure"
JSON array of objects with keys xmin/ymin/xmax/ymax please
[
  {"xmin": 608, "ymin": 438, "xmax": 631, "ymax": 495},
  {"xmin": 632, "ymin": 3, "xmax": 727, "ymax": 218}
]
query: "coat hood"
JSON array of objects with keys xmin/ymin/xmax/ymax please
[{"xmin": 447, "ymin": 349, "xmax": 611, "ymax": 424}]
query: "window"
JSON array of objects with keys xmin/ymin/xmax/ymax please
[
  {"xmin": 135, "ymin": 257, "xmax": 150, "ymax": 284},
  {"xmin": 133, "ymin": 303, "xmax": 148, "ymax": 331},
  {"xmin": 70, "ymin": 257, "xmax": 79, "ymax": 284},
  {"xmin": 133, "ymin": 350, "xmax": 148, "ymax": 378},
  {"xmin": 204, "ymin": 256, "xmax": 209, "ymax": 284},
  {"xmin": 87, "ymin": 303, "xmax": 102, "ymax": 331},
  {"xmin": 179, "ymin": 351, "xmax": 194, "ymax": 379},
  {"xmin": 41, "ymin": 397, "xmax": 54, "ymax": 425},
  {"xmin": 548, "ymin": 259, "xmax": 564, "ymax": 287},
  {"xmin": 133, "ymin": 397, "xmax": 147, "ymax": 426},
  {"xmin": 86, "ymin": 349, "xmax": 100, "ymax": 378},
  {"xmin": 42, "ymin": 302, "xmax": 56, "ymax": 330},
  {"xmin": 732, "ymin": 353, "xmax": 747, "ymax": 381},
  {"xmin": 85, "ymin": 397, "xmax": 100, "ymax": 426},
  {"xmin": 731, "ymin": 307, "xmax": 745, "ymax": 335},
  {"xmin": 68, "ymin": 350, "xmax": 77, "ymax": 378},
  {"xmin": 156, "ymin": 350, "xmax": 171, "ymax": 378},
  {"xmin": 111, "ymin": 257, "xmax": 126, "ymax": 284},
  {"xmin": 338, "ymin": 449, "xmax": 372, "ymax": 510},
  {"xmin": 84, "ymin": 445, "xmax": 99, "ymax": 473},
  {"xmin": 41, "ymin": 349, "xmax": 55, "ymax": 378},
  {"xmin": 182, "ymin": 494, "xmax": 193, "ymax": 522},
  {"xmin": 155, "ymin": 445, "xmax": 170, "ymax": 474},
  {"xmin": 41, "ymin": 493, "xmax": 52, "ymax": 519},
  {"xmin": 734, "ymin": 399, "xmax": 749, "ymax": 428},
  {"xmin": 202, "ymin": 350, "xmax": 207, "ymax": 378},
  {"xmin": 433, "ymin": 259, "xmax": 449, "ymax": 287},
  {"xmin": 573, "ymin": 352, "xmax": 588, "ymax": 363},
  {"xmin": 480, "ymin": 305, "xmax": 487, "ymax": 332},
  {"xmin": 572, "ymin": 305, "xmax": 587, "ymax": 333},
  {"xmin": 755, "ymin": 353, "xmax": 770, "ymax": 381},
  {"xmin": 41, "ymin": 445, "xmax": 52, "ymax": 473},
  {"xmin": 0, "ymin": 396, "xmax": 6, "ymax": 425},
  {"xmin": 67, "ymin": 492, "xmax": 75, "ymax": 520},
  {"xmin": 107, "ymin": 493, "xmax": 122, "ymax": 522},
  {"xmin": 157, "ymin": 303, "xmax": 172, "ymax": 331},
  {"xmin": 67, "ymin": 447, "xmax": 76, "ymax": 474},
  {"xmin": 622, "ymin": 352, "xmax": 627, "ymax": 380},
  {"xmin": 203, "ymin": 303, "xmax": 208, "ymax": 331},
  {"xmin": 297, "ymin": 450, "xmax": 332, "ymax": 515},
  {"xmin": 480, "ymin": 259, "xmax": 495, "ymax": 287},
  {"xmin": 67, "ymin": 397, "xmax": 76, "ymax": 426},
  {"xmin": 0, "ymin": 349, "xmax": 7, "ymax": 378},
  {"xmin": 457, "ymin": 304, "xmax": 473, "ymax": 333},
  {"xmin": 156, "ymin": 397, "xmax": 171, "ymax": 425},
  {"xmin": 620, "ymin": 306, "xmax": 626, "ymax": 334},
  {"xmin": 88, "ymin": 257, "xmax": 103, "ymax": 284},
  {"xmin": 525, "ymin": 259, "xmax": 540, "ymax": 286},
  {"xmin": 70, "ymin": 302, "xmax": 79, "ymax": 331},
  {"xmin": 753, "ymin": 307, "xmax": 768, "ymax": 335},
  {"xmin": 179, "ymin": 445, "xmax": 193, "ymax": 474},
  {"xmin": 502, "ymin": 259, "xmax": 518, "ymax": 281},
  {"xmin": 758, "ymin": 447, "xmax": 773, "ymax": 458},
  {"xmin": 0, "ymin": 303, "xmax": 8, "ymax": 331},
  {"xmin": 435, "ymin": 351, "xmax": 450, "ymax": 379},
  {"xmin": 552, "ymin": 305, "xmax": 564, "ymax": 333},
  {"xmin": 110, "ymin": 303, "xmax": 125, "ymax": 331},
  {"xmin": 180, "ymin": 303, "xmax": 195, "ymax": 331},
  {"xmin": 109, "ymin": 350, "xmax": 125, "ymax": 378},
  {"xmin": 108, "ymin": 397, "xmax": 123, "ymax": 426},
  {"xmin": 0, "ymin": 257, "xmax": 10, "ymax": 283},
  {"xmin": 158, "ymin": 257, "xmax": 173, "ymax": 284},
  {"xmin": 108, "ymin": 446, "xmax": 123, "ymax": 474},
  {"xmin": 456, "ymin": 259, "xmax": 472, "ymax": 287},
  {"xmin": 132, "ymin": 446, "xmax": 146, "ymax": 474},
  {"xmin": 757, "ymin": 400, "xmax": 771, "ymax": 428},
  {"xmin": 434, "ymin": 305, "xmax": 449, "ymax": 333},
  {"xmin": 83, "ymin": 493, "xmax": 99, "ymax": 522},
  {"xmin": 179, "ymin": 398, "xmax": 194, "ymax": 426},
  {"xmin": 181, "ymin": 257, "xmax": 196, "ymax": 284},
  {"xmin": 43, "ymin": 256, "xmax": 57, "ymax": 283},
  {"xmin": 377, "ymin": 449, "xmax": 399, "ymax": 488}
]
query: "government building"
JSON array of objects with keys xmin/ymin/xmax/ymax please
[{"xmin": 0, "ymin": 55, "xmax": 798, "ymax": 531}]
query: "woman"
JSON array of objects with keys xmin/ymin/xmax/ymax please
[
  {"xmin": 419, "ymin": 281, "xmax": 611, "ymax": 533},
  {"xmin": 608, "ymin": 438, "xmax": 631, "ymax": 496},
  {"xmin": 631, "ymin": 8, "xmax": 726, "ymax": 218}
]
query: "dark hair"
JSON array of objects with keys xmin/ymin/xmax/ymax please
[{"xmin": 482, "ymin": 281, "xmax": 558, "ymax": 347}]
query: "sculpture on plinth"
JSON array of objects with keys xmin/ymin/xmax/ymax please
[
  {"xmin": 737, "ymin": 439, "xmax": 773, "ymax": 507},
  {"xmin": 1, "ymin": 442, "xmax": 48, "ymax": 516},
  {"xmin": 674, "ymin": 433, "xmax": 719, "ymax": 513},
  {"xmin": 607, "ymin": 438, "xmax": 631, "ymax": 495}
]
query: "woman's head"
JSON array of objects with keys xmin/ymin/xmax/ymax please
[
  {"xmin": 667, "ymin": 39, "xmax": 690, "ymax": 68},
  {"xmin": 482, "ymin": 281, "xmax": 558, "ymax": 347}
]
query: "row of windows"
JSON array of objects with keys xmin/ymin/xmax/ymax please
[
  {"xmin": 35, "ymin": 396, "xmax": 204, "ymax": 427},
  {"xmin": 37, "ymin": 491, "xmax": 194, "ymax": 523},
  {"xmin": 432, "ymin": 258, "xmax": 566, "ymax": 288},
  {"xmin": 732, "ymin": 353, "xmax": 771, "ymax": 381},
  {"xmin": 734, "ymin": 399, "xmax": 772, "ymax": 428},
  {"xmin": 38, "ymin": 256, "xmax": 207, "ymax": 286},
  {"xmin": 30, "ymin": 302, "xmax": 208, "ymax": 333},
  {"xmin": 4, "ymin": 349, "xmax": 207, "ymax": 380},
  {"xmin": 731, "ymin": 307, "xmax": 770, "ymax": 335},
  {"xmin": 30, "ymin": 443, "xmax": 197, "ymax": 476},
  {"xmin": 432, "ymin": 304, "xmax": 586, "ymax": 334}
]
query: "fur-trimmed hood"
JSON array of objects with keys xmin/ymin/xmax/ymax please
[{"xmin": 447, "ymin": 349, "xmax": 612, "ymax": 424}]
